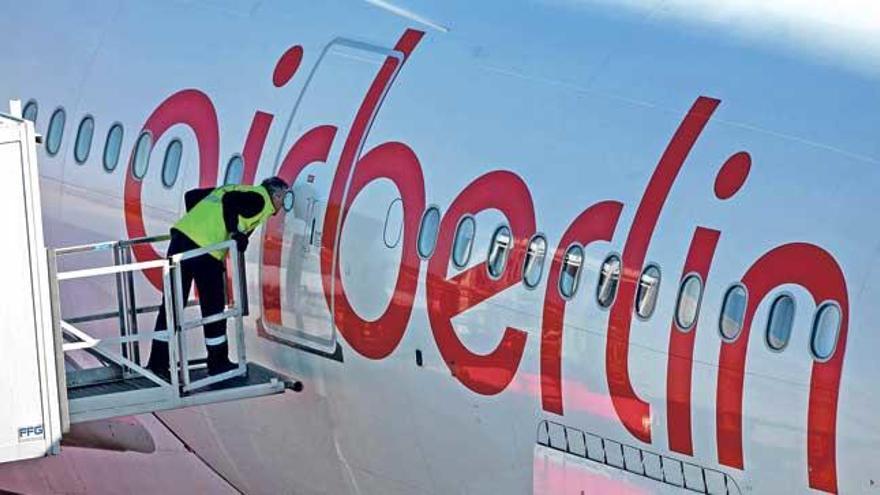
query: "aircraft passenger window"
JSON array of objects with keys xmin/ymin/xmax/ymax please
[
  {"xmin": 417, "ymin": 206, "xmax": 441, "ymax": 259},
  {"xmin": 103, "ymin": 123, "xmax": 123, "ymax": 172},
  {"xmin": 46, "ymin": 108, "xmax": 66, "ymax": 156},
  {"xmin": 719, "ymin": 284, "xmax": 747, "ymax": 341},
  {"xmin": 22, "ymin": 100, "xmax": 38, "ymax": 124},
  {"xmin": 675, "ymin": 274, "xmax": 703, "ymax": 331},
  {"xmin": 596, "ymin": 254, "xmax": 621, "ymax": 308},
  {"xmin": 383, "ymin": 198, "xmax": 403, "ymax": 249},
  {"xmin": 486, "ymin": 225, "xmax": 512, "ymax": 279},
  {"xmin": 73, "ymin": 116, "xmax": 94, "ymax": 164},
  {"xmin": 558, "ymin": 244, "xmax": 584, "ymax": 299},
  {"xmin": 451, "ymin": 216, "xmax": 476, "ymax": 268},
  {"xmin": 522, "ymin": 234, "xmax": 547, "ymax": 289},
  {"xmin": 282, "ymin": 190, "xmax": 295, "ymax": 212},
  {"xmin": 811, "ymin": 302, "xmax": 841, "ymax": 361},
  {"xmin": 766, "ymin": 294, "xmax": 795, "ymax": 351},
  {"xmin": 635, "ymin": 265, "xmax": 661, "ymax": 319},
  {"xmin": 161, "ymin": 139, "xmax": 183, "ymax": 188},
  {"xmin": 131, "ymin": 131, "xmax": 153, "ymax": 180},
  {"xmin": 223, "ymin": 155, "xmax": 244, "ymax": 185}
]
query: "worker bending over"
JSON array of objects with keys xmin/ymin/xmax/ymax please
[{"xmin": 147, "ymin": 176, "xmax": 290, "ymax": 377}]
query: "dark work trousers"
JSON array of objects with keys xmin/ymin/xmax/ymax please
[{"xmin": 146, "ymin": 229, "xmax": 232, "ymax": 375}]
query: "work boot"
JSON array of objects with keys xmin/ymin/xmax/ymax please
[
  {"xmin": 146, "ymin": 341, "xmax": 171, "ymax": 381},
  {"xmin": 206, "ymin": 341, "xmax": 239, "ymax": 376}
]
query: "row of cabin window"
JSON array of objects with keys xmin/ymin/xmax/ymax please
[
  {"xmin": 416, "ymin": 206, "xmax": 841, "ymax": 362},
  {"xmin": 21, "ymin": 99, "xmax": 247, "ymax": 187},
  {"xmin": 31, "ymin": 98, "xmax": 842, "ymax": 363}
]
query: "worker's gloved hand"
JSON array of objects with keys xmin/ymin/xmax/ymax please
[{"xmin": 231, "ymin": 231, "xmax": 249, "ymax": 253}]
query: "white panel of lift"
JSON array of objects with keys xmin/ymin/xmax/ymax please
[{"xmin": 0, "ymin": 110, "xmax": 63, "ymax": 463}]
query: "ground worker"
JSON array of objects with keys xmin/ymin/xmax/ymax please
[{"xmin": 147, "ymin": 176, "xmax": 290, "ymax": 378}]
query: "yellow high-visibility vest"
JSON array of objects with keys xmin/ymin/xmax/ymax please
[{"xmin": 174, "ymin": 185, "xmax": 275, "ymax": 260}]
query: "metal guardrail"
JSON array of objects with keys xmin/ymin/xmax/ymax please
[
  {"xmin": 48, "ymin": 247, "xmax": 177, "ymax": 433},
  {"xmin": 54, "ymin": 234, "xmax": 171, "ymax": 377},
  {"xmin": 51, "ymin": 235, "xmax": 250, "ymax": 394},
  {"xmin": 45, "ymin": 234, "xmax": 288, "ymax": 427}
]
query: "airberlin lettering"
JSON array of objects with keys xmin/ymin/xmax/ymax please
[{"xmin": 123, "ymin": 28, "xmax": 848, "ymax": 493}]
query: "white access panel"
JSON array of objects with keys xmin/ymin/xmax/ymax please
[{"xmin": 0, "ymin": 111, "xmax": 62, "ymax": 463}]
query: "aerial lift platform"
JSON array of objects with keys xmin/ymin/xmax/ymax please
[{"xmin": 0, "ymin": 103, "xmax": 293, "ymax": 463}]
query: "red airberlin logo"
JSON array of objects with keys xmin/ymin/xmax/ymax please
[{"xmin": 123, "ymin": 29, "xmax": 848, "ymax": 494}]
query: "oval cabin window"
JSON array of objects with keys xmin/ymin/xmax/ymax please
[
  {"xmin": 559, "ymin": 244, "xmax": 584, "ymax": 299},
  {"xmin": 46, "ymin": 108, "xmax": 66, "ymax": 156},
  {"xmin": 766, "ymin": 294, "xmax": 795, "ymax": 351},
  {"xmin": 451, "ymin": 216, "xmax": 476, "ymax": 268},
  {"xmin": 417, "ymin": 206, "xmax": 441, "ymax": 259},
  {"xmin": 382, "ymin": 198, "xmax": 403, "ymax": 249},
  {"xmin": 161, "ymin": 139, "xmax": 183, "ymax": 188},
  {"xmin": 596, "ymin": 254, "xmax": 621, "ymax": 308},
  {"xmin": 675, "ymin": 274, "xmax": 703, "ymax": 331},
  {"xmin": 522, "ymin": 235, "xmax": 547, "ymax": 289},
  {"xmin": 811, "ymin": 302, "xmax": 841, "ymax": 361},
  {"xmin": 224, "ymin": 155, "xmax": 244, "ymax": 185},
  {"xmin": 22, "ymin": 100, "xmax": 38, "ymax": 124},
  {"xmin": 486, "ymin": 225, "xmax": 512, "ymax": 279},
  {"xmin": 635, "ymin": 265, "xmax": 661, "ymax": 319},
  {"xmin": 103, "ymin": 123, "xmax": 124, "ymax": 172},
  {"xmin": 131, "ymin": 131, "xmax": 153, "ymax": 180},
  {"xmin": 73, "ymin": 116, "xmax": 94, "ymax": 164},
  {"xmin": 720, "ymin": 285, "xmax": 748, "ymax": 341},
  {"xmin": 282, "ymin": 190, "xmax": 295, "ymax": 212}
]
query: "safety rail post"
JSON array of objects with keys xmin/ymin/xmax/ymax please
[
  {"xmin": 238, "ymin": 250, "xmax": 249, "ymax": 317},
  {"xmin": 172, "ymin": 259, "xmax": 190, "ymax": 390},
  {"xmin": 112, "ymin": 245, "xmax": 126, "ymax": 360},
  {"xmin": 229, "ymin": 246, "xmax": 247, "ymax": 369},
  {"xmin": 113, "ymin": 242, "xmax": 139, "ymax": 379},
  {"xmin": 162, "ymin": 262, "xmax": 180, "ymax": 391},
  {"xmin": 122, "ymin": 245, "xmax": 140, "ymax": 365}
]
